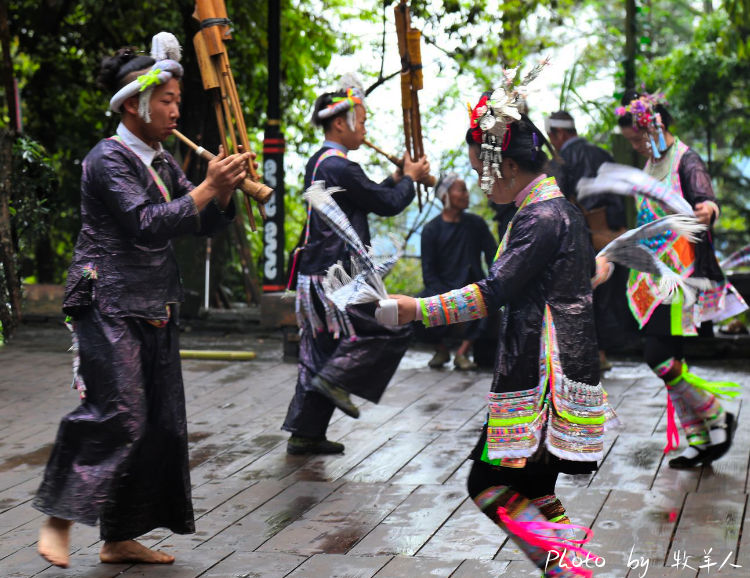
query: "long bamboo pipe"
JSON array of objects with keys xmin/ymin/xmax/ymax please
[
  {"xmin": 172, "ymin": 129, "xmax": 274, "ymax": 205},
  {"xmin": 363, "ymin": 139, "xmax": 436, "ymax": 188}
]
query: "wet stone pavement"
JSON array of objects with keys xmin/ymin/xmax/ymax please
[{"xmin": 1, "ymin": 321, "xmax": 750, "ymax": 577}]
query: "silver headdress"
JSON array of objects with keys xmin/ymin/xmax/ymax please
[{"xmin": 468, "ymin": 59, "xmax": 549, "ymax": 193}]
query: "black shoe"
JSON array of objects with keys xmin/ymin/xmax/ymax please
[
  {"xmin": 287, "ymin": 436, "xmax": 345, "ymax": 455},
  {"xmin": 706, "ymin": 411, "xmax": 737, "ymax": 463},
  {"xmin": 668, "ymin": 445, "xmax": 714, "ymax": 469},
  {"xmin": 310, "ymin": 375, "xmax": 360, "ymax": 418}
]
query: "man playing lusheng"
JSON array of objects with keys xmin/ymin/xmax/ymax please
[
  {"xmin": 34, "ymin": 32, "xmax": 251, "ymax": 567},
  {"xmin": 283, "ymin": 77, "xmax": 430, "ymax": 455}
]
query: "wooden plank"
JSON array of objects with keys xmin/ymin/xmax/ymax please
[
  {"xmin": 1, "ymin": 546, "xmax": 58, "ymax": 578},
  {"xmin": 348, "ymin": 483, "xmax": 466, "ymax": 556},
  {"xmin": 417, "ymin": 498, "xmax": 502, "ymax": 559},
  {"xmin": 199, "ymin": 551, "xmax": 306, "ymax": 577},
  {"xmin": 181, "ymin": 479, "xmax": 295, "ymax": 547},
  {"xmin": 0, "ymin": 478, "xmax": 41, "ymax": 515},
  {"xmin": 668, "ymin": 492, "xmax": 745, "ymax": 569},
  {"xmin": 588, "ymin": 489, "xmax": 684, "ymax": 574},
  {"xmin": 589, "ymin": 434, "xmax": 664, "ymax": 492},
  {"xmin": 243, "ymin": 427, "xmax": 389, "ymax": 484},
  {"xmin": 343, "ymin": 432, "xmax": 439, "ymax": 483},
  {"xmin": 389, "ymin": 430, "xmax": 478, "ymax": 485},
  {"xmin": 373, "ymin": 554, "xmax": 461, "ymax": 576},
  {"xmin": 32, "ymin": 545, "xmax": 130, "ymax": 577},
  {"xmin": 285, "ymin": 553, "xmax": 391, "ymax": 577},
  {"xmin": 196, "ymin": 480, "xmax": 343, "ymax": 550},
  {"xmin": 450, "ymin": 558, "xmax": 511, "ymax": 577},
  {"xmin": 103, "ymin": 547, "xmax": 233, "ymax": 577},
  {"xmin": 257, "ymin": 482, "xmax": 415, "ymax": 556}
]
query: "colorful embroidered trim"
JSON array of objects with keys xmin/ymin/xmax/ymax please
[
  {"xmin": 418, "ymin": 283, "xmax": 487, "ymax": 327},
  {"xmin": 481, "ymin": 304, "xmax": 613, "ymax": 465},
  {"xmin": 317, "ymin": 87, "xmax": 365, "ymax": 120}
]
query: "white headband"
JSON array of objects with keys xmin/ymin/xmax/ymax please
[
  {"xmin": 544, "ymin": 117, "xmax": 576, "ymax": 132},
  {"xmin": 108, "ymin": 32, "xmax": 183, "ymax": 121},
  {"xmin": 435, "ymin": 172, "xmax": 459, "ymax": 203}
]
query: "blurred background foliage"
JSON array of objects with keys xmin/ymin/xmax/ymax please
[{"xmin": 2, "ymin": 0, "xmax": 750, "ymax": 321}]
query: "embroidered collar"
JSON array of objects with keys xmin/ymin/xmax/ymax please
[{"xmin": 514, "ymin": 174, "xmax": 548, "ymax": 207}]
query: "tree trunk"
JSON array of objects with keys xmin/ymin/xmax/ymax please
[
  {"xmin": 624, "ymin": 0, "xmax": 638, "ymax": 90},
  {"xmin": 0, "ymin": 131, "xmax": 21, "ymax": 339},
  {"xmin": 0, "ymin": 1, "xmax": 21, "ymax": 340}
]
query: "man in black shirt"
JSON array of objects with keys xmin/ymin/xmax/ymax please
[{"xmin": 421, "ymin": 173, "xmax": 497, "ymax": 369}]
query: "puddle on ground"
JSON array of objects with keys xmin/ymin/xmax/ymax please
[{"xmin": 0, "ymin": 443, "xmax": 53, "ymax": 472}]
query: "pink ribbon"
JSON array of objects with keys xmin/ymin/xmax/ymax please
[
  {"xmin": 664, "ymin": 394, "xmax": 680, "ymax": 453},
  {"xmin": 497, "ymin": 506, "xmax": 603, "ymax": 577}
]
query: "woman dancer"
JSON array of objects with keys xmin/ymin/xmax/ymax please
[
  {"xmin": 616, "ymin": 90, "xmax": 745, "ymax": 468},
  {"xmin": 389, "ymin": 87, "xmax": 614, "ymax": 576}
]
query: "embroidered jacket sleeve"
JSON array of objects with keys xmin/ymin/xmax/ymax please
[
  {"xmin": 419, "ymin": 208, "xmax": 559, "ymax": 326},
  {"xmin": 678, "ymin": 149, "xmax": 717, "ymax": 209},
  {"xmin": 678, "ymin": 148, "xmax": 724, "ymax": 280},
  {"xmin": 90, "ymin": 143, "xmax": 201, "ymax": 244}
]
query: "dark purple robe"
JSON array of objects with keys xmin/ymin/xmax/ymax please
[{"xmin": 33, "ymin": 137, "xmax": 233, "ymax": 540}]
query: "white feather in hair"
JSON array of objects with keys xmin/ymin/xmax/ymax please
[{"xmin": 151, "ymin": 31, "xmax": 182, "ymax": 62}]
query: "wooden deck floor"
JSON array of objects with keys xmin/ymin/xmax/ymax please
[{"xmin": 1, "ymin": 323, "xmax": 749, "ymax": 577}]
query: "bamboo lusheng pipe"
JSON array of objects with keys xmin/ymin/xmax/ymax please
[
  {"xmin": 394, "ymin": 0, "xmax": 428, "ymax": 210},
  {"xmin": 192, "ymin": 0, "xmax": 270, "ymax": 228},
  {"xmin": 172, "ymin": 129, "xmax": 274, "ymax": 205},
  {"xmin": 179, "ymin": 349, "xmax": 256, "ymax": 361},
  {"xmin": 363, "ymin": 139, "xmax": 436, "ymax": 188}
]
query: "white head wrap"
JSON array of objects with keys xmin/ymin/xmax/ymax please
[
  {"xmin": 435, "ymin": 172, "xmax": 459, "ymax": 207},
  {"xmin": 109, "ymin": 32, "xmax": 184, "ymax": 123},
  {"xmin": 544, "ymin": 116, "xmax": 576, "ymax": 133},
  {"xmin": 315, "ymin": 73, "xmax": 367, "ymax": 131}
]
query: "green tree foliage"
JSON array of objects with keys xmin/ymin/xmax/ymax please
[
  {"xmin": 4, "ymin": 0, "xmax": 357, "ymax": 290},
  {"xmin": 640, "ymin": 9, "xmax": 750, "ymax": 252}
]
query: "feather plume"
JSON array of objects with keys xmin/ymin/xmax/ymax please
[
  {"xmin": 338, "ymin": 72, "xmax": 364, "ymax": 93},
  {"xmin": 303, "ymin": 181, "xmax": 376, "ymax": 274},
  {"xmin": 304, "ymin": 181, "xmax": 400, "ymax": 312},
  {"xmin": 598, "ymin": 215, "xmax": 711, "ymax": 308},
  {"xmin": 720, "ymin": 244, "xmax": 750, "ymax": 271},
  {"xmin": 599, "ymin": 215, "xmax": 705, "ymax": 258},
  {"xmin": 151, "ymin": 32, "xmax": 182, "ymax": 62},
  {"xmin": 577, "ymin": 163, "xmax": 695, "ymax": 216}
]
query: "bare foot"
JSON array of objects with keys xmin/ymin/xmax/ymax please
[
  {"xmin": 38, "ymin": 516, "xmax": 73, "ymax": 568},
  {"xmin": 99, "ymin": 540, "xmax": 175, "ymax": 564}
]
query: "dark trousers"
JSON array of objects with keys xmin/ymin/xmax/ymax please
[
  {"xmin": 282, "ymin": 301, "xmax": 412, "ymax": 438},
  {"xmin": 467, "ymin": 458, "xmax": 559, "ymax": 501},
  {"xmin": 33, "ymin": 305, "xmax": 194, "ymax": 541}
]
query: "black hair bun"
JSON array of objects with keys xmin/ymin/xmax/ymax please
[{"xmin": 97, "ymin": 47, "xmax": 154, "ymax": 92}]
